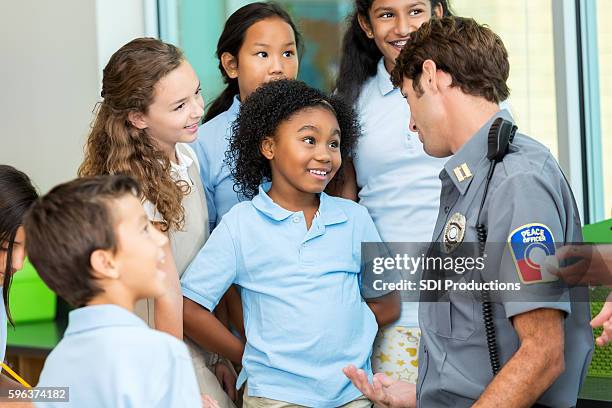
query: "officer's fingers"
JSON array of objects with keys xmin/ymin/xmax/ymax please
[
  {"xmin": 343, "ymin": 365, "xmax": 359, "ymax": 383},
  {"xmin": 348, "ymin": 368, "xmax": 375, "ymax": 398},
  {"xmin": 371, "ymin": 375, "xmax": 392, "ymax": 407},
  {"xmin": 591, "ymin": 302, "xmax": 612, "ymax": 328},
  {"xmin": 374, "ymin": 373, "xmax": 395, "ymax": 388}
]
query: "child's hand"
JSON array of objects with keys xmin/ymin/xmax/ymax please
[
  {"xmin": 548, "ymin": 244, "xmax": 612, "ymax": 286},
  {"xmin": 201, "ymin": 394, "xmax": 220, "ymax": 408},
  {"xmin": 591, "ymin": 293, "xmax": 612, "ymax": 347},
  {"xmin": 214, "ymin": 360, "xmax": 237, "ymax": 401}
]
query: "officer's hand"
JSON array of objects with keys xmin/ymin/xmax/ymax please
[
  {"xmin": 548, "ymin": 244, "xmax": 612, "ymax": 286},
  {"xmin": 591, "ymin": 293, "xmax": 612, "ymax": 347},
  {"xmin": 343, "ymin": 365, "xmax": 416, "ymax": 408}
]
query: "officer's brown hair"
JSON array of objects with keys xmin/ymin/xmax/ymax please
[
  {"xmin": 24, "ymin": 175, "xmax": 140, "ymax": 307},
  {"xmin": 391, "ymin": 16, "xmax": 510, "ymax": 104}
]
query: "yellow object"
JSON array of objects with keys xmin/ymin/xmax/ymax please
[{"xmin": 1, "ymin": 363, "xmax": 32, "ymax": 388}]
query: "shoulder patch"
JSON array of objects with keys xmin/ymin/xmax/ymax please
[{"xmin": 508, "ymin": 223, "xmax": 558, "ymax": 284}]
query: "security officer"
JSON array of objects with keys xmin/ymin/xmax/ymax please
[{"xmin": 344, "ymin": 16, "xmax": 593, "ymax": 408}]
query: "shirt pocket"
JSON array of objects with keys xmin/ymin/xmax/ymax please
[
  {"xmin": 423, "ymin": 293, "xmax": 477, "ymax": 341},
  {"xmin": 448, "ymin": 291, "xmax": 478, "ymax": 341}
]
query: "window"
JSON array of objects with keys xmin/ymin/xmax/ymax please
[{"xmin": 451, "ymin": 0, "xmax": 558, "ymax": 158}]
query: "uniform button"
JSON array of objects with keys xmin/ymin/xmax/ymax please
[
  {"xmin": 292, "ymin": 217, "xmax": 300, "ymax": 223},
  {"xmin": 444, "ymin": 206, "xmax": 450, "ymax": 214}
]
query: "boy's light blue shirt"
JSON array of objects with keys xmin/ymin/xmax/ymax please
[
  {"xmin": 181, "ymin": 183, "xmax": 379, "ymax": 407},
  {"xmin": 191, "ymin": 96, "xmax": 244, "ymax": 232},
  {"xmin": 35, "ymin": 305, "xmax": 200, "ymax": 408}
]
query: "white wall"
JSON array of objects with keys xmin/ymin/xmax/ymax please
[{"xmin": 0, "ymin": 0, "xmax": 147, "ymax": 193}]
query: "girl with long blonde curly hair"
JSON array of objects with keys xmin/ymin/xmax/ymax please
[{"xmin": 79, "ymin": 38, "xmax": 236, "ymax": 407}]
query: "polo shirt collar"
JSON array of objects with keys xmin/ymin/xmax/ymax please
[
  {"xmin": 252, "ymin": 182, "xmax": 294, "ymax": 221},
  {"xmin": 64, "ymin": 304, "xmax": 146, "ymax": 336},
  {"xmin": 251, "ymin": 182, "xmax": 348, "ymax": 226},
  {"xmin": 443, "ymin": 109, "xmax": 514, "ymax": 196},
  {"xmin": 228, "ymin": 95, "xmax": 241, "ymax": 117},
  {"xmin": 376, "ymin": 58, "xmax": 395, "ymax": 96},
  {"xmin": 318, "ymin": 191, "xmax": 348, "ymax": 226}
]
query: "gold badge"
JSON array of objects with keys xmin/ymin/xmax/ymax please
[
  {"xmin": 443, "ymin": 212, "xmax": 466, "ymax": 253},
  {"xmin": 453, "ymin": 163, "xmax": 472, "ymax": 182}
]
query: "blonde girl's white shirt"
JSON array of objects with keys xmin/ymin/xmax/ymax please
[
  {"xmin": 141, "ymin": 143, "xmax": 209, "ymax": 276},
  {"xmin": 142, "ymin": 143, "xmax": 198, "ymax": 223}
]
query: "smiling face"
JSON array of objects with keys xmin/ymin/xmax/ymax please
[
  {"xmin": 263, "ymin": 106, "xmax": 342, "ymax": 201},
  {"xmin": 110, "ymin": 194, "xmax": 168, "ymax": 299},
  {"xmin": 360, "ymin": 0, "xmax": 442, "ymax": 72},
  {"xmin": 134, "ymin": 60, "xmax": 204, "ymax": 154},
  {"xmin": 226, "ymin": 17, "xmax": 299, "ymax": 101}
]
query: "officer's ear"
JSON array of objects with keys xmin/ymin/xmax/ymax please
[{"xmin": 422, "ymin": 59, "xmax": 451, "ymax": 95}]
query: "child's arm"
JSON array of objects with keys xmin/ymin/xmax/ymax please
[
  {"xmin": 183, "ymin": 298, "xmax": 245, "ymax": 364},
  {"xmin": 181, "ymin": 219, "xmax": 243, "ymax": 363},
  {"xmin": 366, "ymin": 291, "xmax": 401, "ymax": 327},
  {"xmin": 153, "ymin": 226, "xmax": 183, "ymax": 339},
  {"xmin": 358, "ymin": 206, "xmax": 400, "ymax": 327}
]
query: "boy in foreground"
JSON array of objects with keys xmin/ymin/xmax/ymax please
[{"xmin": 24, "ymin": 175, "xmax": 216, "ymax": 407}]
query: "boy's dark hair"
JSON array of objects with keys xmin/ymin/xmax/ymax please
[
  {"xmin": 24, "ymin": 175, "xmax": 141, "ymax": 307},
  {"xmin": 204, "ymin": 2, "xmax": 303, "ymax": 122},
  {"xmin": 391, "ymin": 16, "xmax": 510, "ymax": 104},
  {"xmin": 227, "ymin": 79, "xmax": 360, "ymax": 199},
  {"xmin": 335, "ymin": 0, "xmax": 452, "ymax": 105}
]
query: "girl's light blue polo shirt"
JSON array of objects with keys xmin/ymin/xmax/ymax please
[
  {"xmin": 191, "ymin": 96, "xmax": 244, "ymax": 232},
  {"xmin": 353, "ymin": 58, "xmax": 447, "ymax": 327},
  {"xmin": 181, "ymin": 183, "xmax": 379, "ymax": 407},
  {"xmin": 35, "ymin": 305, "xmax": 200, "ymax": 408},
  {"xmin": 353, "ymin": 59, "xmax": 514, "ymax": 328}
]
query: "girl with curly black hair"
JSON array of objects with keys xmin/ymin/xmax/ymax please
[
  {"xmin": 185, "ymin": 5, "xmax": 301, "ymax": 397},
  {"xmin": 181, "ymin": 79, "xmax": 400, "ymax": 406}
]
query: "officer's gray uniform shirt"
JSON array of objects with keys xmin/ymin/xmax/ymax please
[{"xmin": 417, "ymin": 110, "xmax": 593, "ymax": 408}]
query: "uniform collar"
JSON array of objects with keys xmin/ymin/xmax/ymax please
[
  {"xmin": 376, "ymin": 58, "xmax": 396, "ymax": 96},
  {"xmin": 64, "ymin": 304, "xmax": 146, "ymax": 336},
  {"xmin": 443, "ymin": 109, "xmax": 514, "ymax": 195},
  {"xmin": 251, "ymin": 182, "xmax": 348, "ymax": 226}
]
